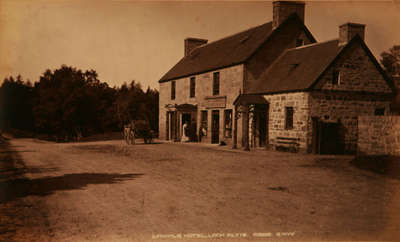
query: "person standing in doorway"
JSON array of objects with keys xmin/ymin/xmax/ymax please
[{"xmin": 182, "ymin": 121, "xmax": 189, "ymax": 142}]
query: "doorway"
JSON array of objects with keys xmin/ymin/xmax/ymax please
[
  {"xmin": 167, "ymin": 111, "xmax": 178, "ymax": 141},
  {"xmin": 255, "ymin": 104, "xmax": 268, "ymax": 147},
  {"xmin": 182, "ymin": 113, "xmax": 191, "ymax": 127},
  {"xmin": 312, "ymin": 118, "xmax": 344, "ymax": 154},
  {"xmin": 211, "ymin": 110, "xmax": 219, "ymax": 144}
]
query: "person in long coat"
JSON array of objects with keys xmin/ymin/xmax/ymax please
[{"xmin": 181, "ymin": 121, "xmax": 189, "ymax": 142}]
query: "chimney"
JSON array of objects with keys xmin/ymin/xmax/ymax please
[
  {"xmin": 184, "ymin": 38, "xmax": 208, "ymax": 57},
  {"xmin": 339, "ymin": 23, "xmax": 365, "ymax": 45},
  {"xmin": 272, "ymin": 1, "xmax": 305, "ymax": 29}
]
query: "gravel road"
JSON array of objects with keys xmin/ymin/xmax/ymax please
[{"xmin": 1, "ymin": 138, "xmax": 400, "ymax": 241}]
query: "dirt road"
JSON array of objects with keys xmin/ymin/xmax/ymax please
[{"xmin": 1, "ymin": 138, "xmax": 400, "ymax": 241}]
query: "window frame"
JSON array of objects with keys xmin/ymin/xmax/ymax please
[
  {"xmin": 332, "ymin": 70, "xmax": 341, "ymax": 86},
  {"xmin": 375, "ymin": 108, "xmax": 385, "ymax": 116},
  {"xmin": 213, "ymin": 72, "xmax": 220, "ymax": 96},
  {"xmin": 224, "ymin": 109, "xmax": 233, "ymax": 138},
  {"xmin": 190, "ymin": 77, "xmax": 195, "ymax": 98},
  {"xmin": 171, "ymin": 80, "xmax": 176, "ymax": 100},
  {"xmin": 296, "ymin": 38, "xmax": 304, "ymax": 47},
  {"xmin": 285, "ymin": 106, "xmax": 294, "ymax": 130}
]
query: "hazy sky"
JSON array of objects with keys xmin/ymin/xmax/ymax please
[{"xmin": 1, "ymin": 0, "xmax": 400, "ymax": 89}]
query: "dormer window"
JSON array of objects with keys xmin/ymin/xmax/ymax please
[
  {"xmin": 375, "ymin": 108, "xmax": 385, "ymax": 116},
  {"xmin": 296, "ymin": 38, "xmax": 304, "ymax": 47},
  {"xmin": 332, "ymin": 70, "xmax": 341, "ymax": 86}
]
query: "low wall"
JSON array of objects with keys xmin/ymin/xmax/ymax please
[{"xmin": 358, "ymin": 116, "xmax": 400, "ymax": 155}]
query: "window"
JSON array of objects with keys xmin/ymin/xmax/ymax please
[
  {"xmin": 200, "ymin": 110, "xmax": 208, "ymax": 136},
  {"xmin": 190, "ymin": 77, "xmax": 195, "ymax": 98},
  {"xmin": 171, "ymin": 81, "xmax": 176, "ymax": 100},
  {"xmin": 213, "ymin": 72, "xmax": 220, "ymax": 96},
  {"xmin": 375, "ymin": 108, "xmax": 385, "ymax": 116},
  {"xmin": 224, "ymin": 109, "xmax": 232, "ymax": 138},
  {"xmin": 285, "ymin": 107, "xmax": 294, "ymax": 130},
  {"xmin": 296, "ymin": 38, "xmax": 304, "ymax": 47},
  {"xmin": 332, "ymin": 70, "xmax": 340, "ymax": 85}
]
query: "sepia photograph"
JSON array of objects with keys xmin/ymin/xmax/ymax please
[{"xmin": 1, "ymin": 0, "xmax": 400, "ymax": 241}]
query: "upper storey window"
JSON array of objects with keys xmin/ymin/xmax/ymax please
[
  {"xmin": 332, "ymin": 70, "xmax": 341, "ymax": 86},
  {"xmin": 190, "ymin": 77, "xmax": 195, "ymax": 98},
  {"xmin": 171, "ymin": 80, "xmax": 176, "ymax": 100},
  {"xmin": 213, "ymin": 72, "xmax": 220, "ymax": 96}
]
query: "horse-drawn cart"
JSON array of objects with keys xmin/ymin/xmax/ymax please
[{"xmin": 124, "ymin": 120, "xmax": 154, "ymax": 144}]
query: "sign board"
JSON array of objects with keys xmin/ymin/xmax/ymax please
[{"xmin": 204, "ymin": 96, "xmax": 226, "ymax": 109}]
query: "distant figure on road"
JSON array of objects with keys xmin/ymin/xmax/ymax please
[
  {"xmin": 124, "ymin": 123, "xmax": 136, "ymax": 145},
  {"xmin": 130, "ymin": 121, "xmax": 136, "ymax": 145}
]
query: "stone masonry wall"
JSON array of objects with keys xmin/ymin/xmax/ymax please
[
  {"xmin": 159, "ymin": 64, "xmax": 243, "ymax": 143},
  {"xmin": 311, "ymin": 40, "xmax": 393, "ymax": 153},
  {"xmin": 316, "ymin": 41, "xmax": 392, "ymax": 94},
  {"xmin": 263, "ymin": 92, "xmax": 310, "ymax": 151},
  {"xmin": 309, "ymin": 91, "xmax": 391, "ymax": 153},
  {"xmin": 358, "ymin": 116, "xmax": 400, "ymax": 155}
]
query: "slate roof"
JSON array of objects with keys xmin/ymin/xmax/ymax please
[
  {"xmin": 246, "ymin": 39, "xmax": 345, "ymax": 94},
  {"xmin": 159, "ymin": 21, "xmax": 274, "ymax": 82}
]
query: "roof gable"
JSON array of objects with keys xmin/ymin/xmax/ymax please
[
  {"xmin": 246, "ymin": 35, "xmax": 395, "ymax": 95},
  {"xmin": 159, "ymin": 14, "xmax": 315, "ymax": 83},
  {"xmin": 310, "ymin": 35, "xmax": 396, "ymax": 93},
  {"xmin": 247, "ymin": 39, "xmax": 343, "ymax": 94}
]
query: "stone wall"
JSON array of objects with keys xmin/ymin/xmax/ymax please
[
  {"xmin": 315, "ymin": 41, "xmax": 392, "ymax": 94},
  {"xmin": 159, "ymin": 64, "xmax": 244, "ymax": 143},
  {"xmin": 358, "ymin": 116, "xmax": 400, "ymax": 155},
  {"xmin": 309, "ymin": 91, "xmax": 391, "ymax": 153},
  {"xmin": 263, "ymin": 92, "xmax": 310, "ymax": 151},
  {"xmin": 310, "ymin": 39, "xmax": 394, "ymax": 153}
]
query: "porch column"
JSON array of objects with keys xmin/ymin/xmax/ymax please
[
  {"xmin": 243, "ymin": 105, "xmax": 250, "ymax": 151},
  {"xmin": 233, "ymin": 105, "xmax": 238, "ymax": 149}
]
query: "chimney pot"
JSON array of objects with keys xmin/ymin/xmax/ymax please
[{"xmin": 184, "ymin": 38, "xmax": 208, "ymax": 57}]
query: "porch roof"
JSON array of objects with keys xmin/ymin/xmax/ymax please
[
  {"xmin": 175, "ymin": 103, "xmax": 197, "ymax": 111},
  {"xmin": 233, "ymin": 94, "xmax": 268, "ymax": 106}
]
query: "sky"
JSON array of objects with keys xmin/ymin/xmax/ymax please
[{"xmin": 0, "ymin": 0, "xmax": 400, "ymax": 90}]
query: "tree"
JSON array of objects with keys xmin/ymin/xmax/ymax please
[
  {"xmin": 1, "ymin": 65, "xmax": 159, "ymax": 141},
  {"xmin": 33, "ymin": 65, "xmax": 117, "ymax": 140},
  {"xmin": 380, "ymin": 45, "xmax": 400, "ymax": 113},
  {"xmin": 380, "ymin": 45, "xmax": 400, "ymax": 79},
  {"xmin": 0, "ymin": 75, "xmax": 35, "ymax": 131}
]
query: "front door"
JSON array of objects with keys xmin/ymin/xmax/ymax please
[
  {"xmin": 170, "ymin": 111, "xmax": 178, "ymax": 141},
  {"xmin": 256, "ymin": 104, "xmax": 268, "ymax": 147},
  {"xmin": 211, "ymin": 110, "xmax": 219, "ymax": 144},
  {"xmin": 258, "ymin": 111, "xmax": 267, "ymax": 147}
]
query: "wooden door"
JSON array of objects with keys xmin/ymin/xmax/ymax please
[{"xmin": 211, "ymin": 110, "xmax": 219, "ymax": 144}]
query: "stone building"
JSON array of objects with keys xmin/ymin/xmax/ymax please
[{"xmin": 158, "ymin": 1, "xmax": 395, "ymax": 154}]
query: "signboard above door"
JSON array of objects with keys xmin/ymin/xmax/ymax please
[{"xmin": 203, "ymin": 96, "xmax": 226, "ymax": 109}]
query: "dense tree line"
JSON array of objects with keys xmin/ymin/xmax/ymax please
[{"xmin": 0, "ymin": 65, "xmax": 158, "ymax": 141}]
